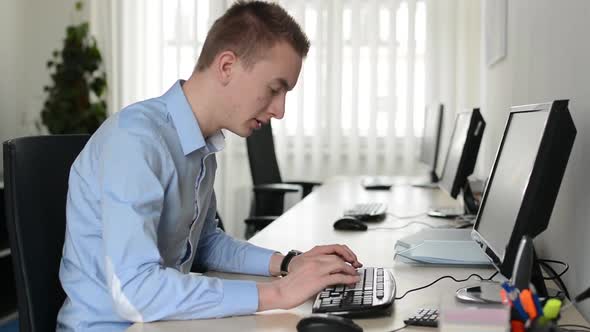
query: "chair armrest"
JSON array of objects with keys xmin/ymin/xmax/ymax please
[
  {"xmin": 253, "ymin": 183, "xmax": 301, "ymax": 193},
  {"xmin": 285, "ymin": 181, "xmax": 322, "ymax": 187},
  {"xmin": 284, "ymin": 181, "xmax": 322, "ymax": 197}
]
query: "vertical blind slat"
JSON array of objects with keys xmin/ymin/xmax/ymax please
[
  {"xmin": 385, "ymin": 0, "xmax": 399, "ymax": 174},
  {"xmin": 403, "ymin": 0, "xmax": 417, "ymax": 174},
  {"xmin": 349, "ymin": 0, "xmax": 361, "ymax": 174},
  {"xmin": 175, "ymin": 0, "xmax": 182, "ymax": 79},
  {"xmin": 327, "ymin": 0, "xmax": 343, "ymax": 175},
  {"xmin": 312, "ymin": 1, "xmax": 325, "ymax": 180},
  {"xmin": 367, "ymin": 0, "xmax": 379, "ymax": 174}
]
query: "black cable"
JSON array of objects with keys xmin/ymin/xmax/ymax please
[
  {"xmin": 539, "ymin": 261, "xmax": 567, "ymax": 295},
  {"xmin": 388, "ymin": 324, "xmax": 408, "ymax": 332},
  {"xmin": 394, "ymin": 272, "xmax": 495, "ymax": 300},
  {"xmin": 488, "ymin": 271, "xmax": 499, "ymax": 280},
  {"xmin": 539, "ymin": 260, "xmax": 571, "ymax": 300},
  {"xmin": 369, "ymin": 221, "xmax": 435, "ymax": 231},
  {"xmin": 539, "ymin": 259, "xmax": 570, "ymax": 279},
  {"xmin": 558, "ymin": 324, "xmax": 590, "ymax": 331}
]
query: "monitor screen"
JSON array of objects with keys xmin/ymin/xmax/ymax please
[
  {"xmin": 419, "ymin": 104, "xmax": 443, "ymax": 171},
  {"xmin": 474, "ymin": 110, "xmax": 549, "ymax": 262},
  {"xmin": 439, "ymin": 112, "xmax": 471, "ymax": 195}
]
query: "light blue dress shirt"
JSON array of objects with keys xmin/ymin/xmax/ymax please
[{"xmin": 57, "ymin": 80, "xmax": 276, "ymax": 331}]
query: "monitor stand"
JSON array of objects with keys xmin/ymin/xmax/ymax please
[
  {"xmin": 455, "ymin": 252, "xmax": 549, "ymax": 304},
  {"xmin": 411, "ymin": 170, "xmax": 439, "ymax": 189},
  {"xmin": 427, "ymin": 182, "xmax": 478, "ymax": 219}
]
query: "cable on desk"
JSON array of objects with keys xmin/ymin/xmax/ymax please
[
  {"xmin": 387, "ymin": 324, "xmax": 408, "ymax": 332},
  {"xmin": 539, "ymin": 259, "xmax": 571, "ymax": 300},
  {"xmin": 386, "ymin": 212, "xmax": 427, "ymax": 220},
  {"xmin": 558, "ymin": 324, "xmax": 590, "ymax": 331},
  {"xmin": 488, "ymin": 271, "xmax": 499, "ymax": 280},
  {"xmin": 368, "ymin": 221, "xmax": 435, "ymax": 231},
  {"xmin": 394, "ymin": 272, "xmax": 497, "ymax": 300}
]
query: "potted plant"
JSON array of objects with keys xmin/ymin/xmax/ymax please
[{"xmin": 40, "ymin": 1, "xmax": 107, "ymax": 134}]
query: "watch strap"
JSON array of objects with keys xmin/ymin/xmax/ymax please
[{"xmin": 280, "ymin": 250, "xmax": 302, "ymax": 276}]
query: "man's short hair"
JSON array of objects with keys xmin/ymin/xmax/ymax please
[{"xmin": 195, "ymin": 1, "xmax": 310, "ymax": 72}]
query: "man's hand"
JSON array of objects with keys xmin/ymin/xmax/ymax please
[
  {"xmin": 288, "ymin": 244, "xmax": 363, "ymax": 272},
  {"xmin": 258, "ymin": 244, "xmax": 363, "ymax": 311}
]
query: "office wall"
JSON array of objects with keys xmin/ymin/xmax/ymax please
[
  {"xmin": 0, "ymin": 0, "xmax": 24, "ymax": 172},
  {"xmin": 0, "ymin": 0, "xmax": 85, "ymax": 175},
  {"xmin": 479, "ymin": 0, "xmax": 590, "ymax": 321}
]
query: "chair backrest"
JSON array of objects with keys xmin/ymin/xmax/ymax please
[
  {"xmin": 3, "ymin": 134, "xmax": 90, "ymax": 332},
  {"xmin": 246, "ymin": 122, "xmax": 282, "ymax": 185}
]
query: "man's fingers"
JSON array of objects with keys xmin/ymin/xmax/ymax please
[
  {"xmin": 318, "ymin": 258, "xmax": 358, "ymax": 276},
  {"xmin": 323, "ymin": 273, "xmax": 361, "ymax": 287},
  {"xmin": 340, "ymin": 244, "xmax": 362, "ymax": 267},
  {"xmin": 311, "ymin": 245, "xmax": 362, "ymax": 266}
]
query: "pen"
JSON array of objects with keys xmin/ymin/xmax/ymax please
[
  {"xmin": 532, "ymin": 292, "xmax": 543, "ymax": 317},
  {"xmin": 543, "ymin": 298, "xmax": 562, "ymax": 320},
  {"xmin": 520, "ymin": 289, "xmax": 538, "ymax": 320},
  {"xmin": 500, "ymin": 289, "xmax": 509, "ymax": 304},
  {"xmin": 512, "ymin": 296, "xmax": 530, "ymax": 321},
  {"xmin": 511, "ymin": 320, "xmax": 525, "ymax": 332},
  {"xmin": 501, "ymin": 282, "xmax": 529, "ymax": 321}
]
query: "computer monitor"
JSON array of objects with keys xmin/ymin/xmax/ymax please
[
  {"xmin": 439, "ymin": 108, "xmax": 485, "ymax": 198},
  {"xmin": 460, "ymin": 100, "xmax": 576, "ymax": 302},
  {"xmin": 418, "ymin": 104, "xmax": 444, "ymax": 184},
  {"xmin": 428, "ymin": 109, "xmax": 485, "ymax": 217}
]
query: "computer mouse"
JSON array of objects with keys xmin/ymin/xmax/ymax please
[
  {"xmin": 296, "ymin": 314, "xmax": 363, "ymax": 332},
  {"xmin": 333, "ymin": 216, "xmax": 368, "ymax": 231}
]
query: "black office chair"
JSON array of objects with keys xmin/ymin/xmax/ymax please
[
  {"xmin": 3, "ymin": 134, "xmax": 90, "ymax": 332},
  {"xmin": 245, "ymin": 122, "xmax": 320, "ymax": 238}
]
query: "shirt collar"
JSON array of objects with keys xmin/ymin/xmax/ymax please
[{"xmin": 161, "ymin": 80, "xmax": 225, "ymax": 155}]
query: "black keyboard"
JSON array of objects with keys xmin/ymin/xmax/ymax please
[
  {"xmin": 312, "ymin": 267, "xmax": 396, "ymax": 317},
  {"xmin": 344, "ymin": 203, "xmax": 387, "ymax": 220},
  {"xmin": 404, "ymin": 308, "xmax": 439, "ymax": 327}
]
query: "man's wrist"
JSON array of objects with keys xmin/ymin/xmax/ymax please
[
  {"xmin": 257, "ymin": 282, "xmax": 282, "ymax": 311},
  {"xmin": 280, "ymin": 250, "xmax": 303, "ymax": 276},
  {"xmin": 269, "ymin": 252, "xmax": 284, "ymax": 277}
]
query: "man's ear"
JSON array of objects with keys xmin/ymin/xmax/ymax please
[{"xmin": 215, "ymin": 51, "xmax": 238, "ymax": 86}]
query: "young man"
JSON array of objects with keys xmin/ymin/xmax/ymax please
[{"xmin": 57, "ymin": 1, "xmax": 362, "ymax": 331}]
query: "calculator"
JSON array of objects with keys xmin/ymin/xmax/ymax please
[{"xmin": 403, "ymin": 308, "xmax": 439, "ymax": 327}]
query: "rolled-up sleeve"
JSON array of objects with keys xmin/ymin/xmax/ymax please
[{"xmin": 99, "ymin": 129, "xmax": 260, "ymax": 322}]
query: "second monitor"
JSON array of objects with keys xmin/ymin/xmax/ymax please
[
  {"xmin": 415, "ymin": 103, "xmax": 444, "ymax": 187},
  {"xmin": 428, "ymin": 108, "xmax": 486, "ymax": 218}
]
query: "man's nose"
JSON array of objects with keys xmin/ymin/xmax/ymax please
[{"xmin": 269, "ymin": 94, "xmax": 286, "ymax": 119}]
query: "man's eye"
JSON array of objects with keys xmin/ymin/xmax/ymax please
[{"xmin": 270, "ymin": 88, "xmax": 280, "ymax": 96}]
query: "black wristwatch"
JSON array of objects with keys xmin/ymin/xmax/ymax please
[{"xmin": 280, "ymin": 250, "xmax": 303, "ymax": 276}]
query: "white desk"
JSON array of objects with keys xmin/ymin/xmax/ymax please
[{"xmin": 128, "ymin": 176, "xmax": 588, "ymax": 331}]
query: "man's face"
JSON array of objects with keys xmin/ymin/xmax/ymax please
[{"xmin": 224, "ymin": 42, "xmax": 303, "ymax": 137}]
